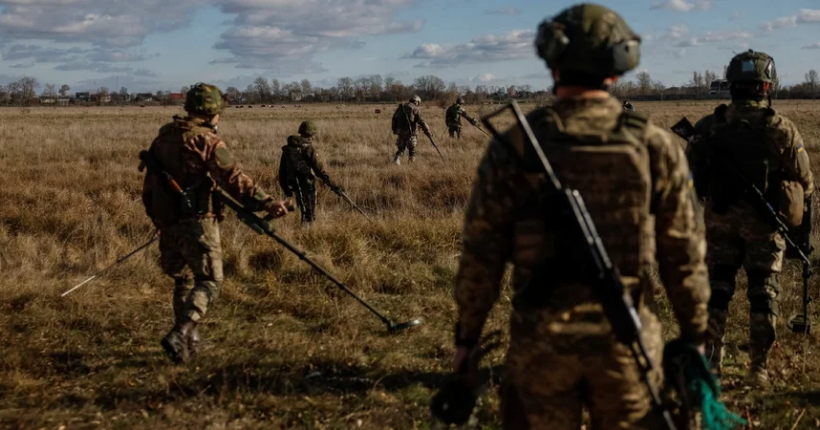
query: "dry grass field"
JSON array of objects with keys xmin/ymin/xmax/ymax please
[{"xmin": 1, "ymin": 100, "xmax": 819, "ymax": 429}]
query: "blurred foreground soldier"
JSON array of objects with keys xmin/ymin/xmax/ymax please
[
  {"xmin": 623, "ymin": 100, "xmax": 636, "ymax": 111},
  {"xmin": 688, "ymin": 50, "xmax": 814, "ymax": 386},
  {"xmin": 141, "ymin": 83, "xmax": 289, "ymax": 363},
  {"xmin": 279, "ymin": 120, "xmax": 338, "ymax": 224},
  {"xmin": 391, "ymin": 95, "xmax": 432, "ymax": 164},
  {"xmin": 453, "ymin": 4, "xmax": 710, "ymax": 428},
  {"xmin": 446, "ymin": 97, "xmax": 480, "ymax": 139}
]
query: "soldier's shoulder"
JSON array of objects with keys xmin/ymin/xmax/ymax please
[
  {"xmin": 769, "ymin": 111, "xmax": 799, "ymax": 132},
  {"xmin": 644, "ymin": 121, "xmax": 688, "ymax": 170},
  {"xmin": 693, "ymin": 112, "xmax": 718, "ymax": 132}
]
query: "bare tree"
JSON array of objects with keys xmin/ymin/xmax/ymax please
[
  {"xmin": 42, "ymin": 83, "xmax": 57, "ymax": 98},
  {"xmin": 253, "ymin": 76, "xmax": 271, "ymax": 103},
  {"xmin": 271, "ymin": 78, "xmax": 281, "ymax": 100},
  {"xmin": 59, "ymin": 84, "xmax": 71, "ymax": 97},
  {"xmin": 690, "ymin": 71, "xmax": 704, "ymax": 93},
  {"xmin": 413, "ymin": 75, "xmax": 446, "ymax": 100},
  {"xmin": 636, "ymin": 71, "xmax": 652, "ymax": 95},
  {"xmin": 704, "ymin": 70, "xmax": 717, "ymax": 88},
  {"xmin": 225, "ymin": 86, "xmax": 241, "ymax": 102},
  {"xmin": 805, "ymin": 69, "xmax": 819, "ymax": 94},
  {"xmin": 300, "ymin": 79, "xmax": 312, "ymax": 97},
  {"xmin": 369, "ymin": 75, "xmax": 383, "ymax": 99},
  {"xmin": 353, "ymin": 76, "xmax": 370, "ymax": 101},
  {"xmin": 19, "ymin": 77, "xmax": 39, "ymax": 103},
  {"xmin": 337, "ymin": 77, "xmax": 353, "ymax": 102},
  {"xmin": 179, "ymin": 86, "xmax": 190, "ymax": 95}
]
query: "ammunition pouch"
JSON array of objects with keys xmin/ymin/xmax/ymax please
[{"xmin": 778, "ymin": 180, "xmax": 805, "ymax": 228}]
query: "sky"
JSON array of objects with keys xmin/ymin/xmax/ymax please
[{"xmin": 0, "ymin": 0, "xmax": 817, "ymax": 93}]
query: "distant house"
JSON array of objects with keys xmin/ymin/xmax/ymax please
[
  {"xmin": 75, "ymin": 92, "xmax": 91, "ymax": 102},
  {"xmin": 170, "ymin": 93, "xmax": 185, "ymax": 104},
  {"xmin": 709, "ymin": 79, "xmax": 730, "ymax": 95},
  {"xmin": 91, "ymin": 94, "xmax": 111, "ymax": 104},
  {"xmin": 134, "ymin": 93, "xmax": 154, "ymax": 102}
]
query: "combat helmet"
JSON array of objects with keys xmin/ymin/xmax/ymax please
[
  {"xmin": 456, "ymin": 97, "xmax": 464, "ymax": 105},
  {"xmin": 185, "ymin": 83, "xmax": 226, "ymax": 115},
  {"xmin": 535, "ymin": 3, "xmax": 641, "ymax": 78},
  {"xmin": 410, "ymin": 95, "xmax": 421, "ymax": 105},
  {"xmin": 725, "ymin": 50, "xmax": 776, "ymax": 84},
  {"xmin": 298, "ymin": 120, "xmax": 317, "ymax": 137}
]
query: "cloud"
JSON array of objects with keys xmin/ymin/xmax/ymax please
[
  {"xmin": 672, "ymin": 30, "xmax": 752, "ymax": 47},
  {"xmin": 0, "ymin": 0, "xmax": 203, "ymax": 47},
  {"xmin": 472, "ymin": 73, "xmax": 496, "ymax": 83},
  {"xmin": 761, "ymin": 9, "xmax": 820, "ymax": 32},
  {"xmin": 9, "ymin": 62, "xmax": 33, "ymax": 68},
  {"xmin": 485, "ymin": 7, "xmax": 520, "ymax": 16},
  {"xmin": 133, "ymin": 68, "xmax": 159, "ymax": 77},
  {"xmin": 665, "ymin": 24, "xmax": 690, "ymax": 39},
  {"xmin": 54, "ymin": 61, "xmax": 133, "ymax": 73},
  {"xmin": 650, "ymin": 0, "xmax": 710, "ymax": 11},
  {"xmin": 2, "ymin": 44, "xmax": 88, "ymax": 62},
  {"xmin": 803, "ymin": 42, "xmax": 820, "ymax": 50},
  {"xmin": 405, "ymin": 30, "xmax": 535, "ymax": 68},
  {"xmin": 211, "ymin": 0, "xmax": 422, "ymax": 72}
]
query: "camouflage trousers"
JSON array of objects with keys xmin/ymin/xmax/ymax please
[
  {"xmin": 394, "ymin": 132, "xmax": 418, "ymax": 160},
  {"xmin": 448, "ymin": 125, "xmax": 462, "ymax": 139},
  {"xmin": 159, "ymin": 218, "xmax": 224, "ymax": 323},
  {"xmin": 704, "ymin": 203, "xmax": 784, "ymax": 373},
  {"xmin": 293, "ymin": 182, "xmax": 317, "ymax": 224},
  {"xmin": 502, "ymin": 304, "xmax": 665, "ymax": 429}
]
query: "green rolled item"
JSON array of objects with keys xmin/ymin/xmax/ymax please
[{"xmin": 663, "ymin": 339, "xmax": 747, "ymax": 430}]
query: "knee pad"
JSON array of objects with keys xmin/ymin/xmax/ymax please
[
  {"xmin": 708, "ymin": 265, "xmax": 738, "ymax": 311},
  {"xmin": 747, "ymin": 270, "xmax": 780, "ymax": 316}
]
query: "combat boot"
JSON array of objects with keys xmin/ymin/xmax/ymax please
[
  {"xmin": 392, "ymin": 154, "xmax": 401, "ymax": 165},
  {"xmin": 188, "ymin": 325, "xmax": 201, "ymax": 358},
  {"xmin": 748, "ymin": 365, "xmax": 770, "ymax": 388},
  {"xmin": 161, "ymin": 319, "xmax": 196, "ymax": 364}
]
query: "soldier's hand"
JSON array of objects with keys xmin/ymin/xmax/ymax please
[{"xmin": 266, "ymin": 200, "xmax": 290, "ymax": 219}]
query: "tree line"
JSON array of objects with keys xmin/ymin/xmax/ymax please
[{"xmin": 0, "ymin": 70, "xmax": 817, "ymax": 107}]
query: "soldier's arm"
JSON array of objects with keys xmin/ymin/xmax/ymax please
[
  {"xmin": 686, "ymin": 116, "xmax": 713, "ymax": 198},
  {"xmin": 308, "ymin": 147, "xmax": 333, "ymax": 186},
  {"xmin": 202, "ymin": 134, "xmax": 275, "ymax": 212},
  {"xmin": 777, "ymin": 118, "xmax": 814, "ymax": 196},
  {"xmin": 461, "ymin": 107, "xmax": 478, "ymax": 126},
  {"xmin": 651, "ymin": 129, "xmax": 710, "ymax": 345},
  {"xmin": 455, "ymin": 141, "xmax": 515, "ymax": 347},
  {"xmin": 278, "ymin": 149, "xmax": 292, "ymax": 198}
]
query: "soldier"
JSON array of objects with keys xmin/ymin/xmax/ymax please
[
  {"xmin": 141, "ymin": 83, "xmax": 290, "ymax": 364},
  {"xmin": 623, "ymin": 100, "xmax": 635, "ymax": 111},
  {"xmin": 391, "ymin": 95, "xmax": 433, "ymax": 165},
  {"xmin": 446, "ymin": 97, "xmax": 480, "ymax": 139},
  {"xmin": 453, "ymin": 4, "xmax": 709, "ymax": 428},
  {"xmin": 278, "ymin": 120, "xmax": 339, "ymax": 224},
  {"xmin": 688, "ymin": 50, "xmax": 814, "ymax": 386}
]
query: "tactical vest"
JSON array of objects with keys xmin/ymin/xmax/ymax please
[
  {"xmin": 282, "ymin": 137, "xmax": 315, "ymax": 186},
  {"xmin": 148, "ymin": 120, "xmax": 223, "ymax": 225},
  {"xmin": 446, "ymin": 105, "xmax": 460, "ymax": 126},
  {"xmin": 392, "ymin": 103, "xmax": 415, "ymax": 134},
  {"xmin": 513, "ymin": 108, "xmax": 653, "ymax": 290},
  {"xmin": 703, "ymin": 104, "xmax": 781, "ymax": 214}
]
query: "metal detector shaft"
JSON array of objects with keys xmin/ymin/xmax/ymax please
[
  {"xmin": 216, "ymin": 192, "xmax": 397, "ymax": 327},
  {"xmin": 61, "ymin": 234, "xmax": 159, "ymax": 297}
]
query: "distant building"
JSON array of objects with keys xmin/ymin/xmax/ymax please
[
  {"xmin": 170, "ymin": 93, "xmax": 185, "ymax": 104},
  {"xmin": 75, "ymin": 92, "xmax": 91, "ymax": 102},
  {"xmin": 709, "ymin": 79, "xmax": 730, "ymax": 95},
  {"xmin": 134, "ymin": 93, "xmax": 154, "ymax": 102}
]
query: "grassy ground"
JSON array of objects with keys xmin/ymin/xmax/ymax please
[{"xmin": 1, "ymin": 101, "xmax": 819, "ymax": 429}]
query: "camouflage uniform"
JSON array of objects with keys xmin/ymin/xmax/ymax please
[
  {"xmin": 392, "ymin": 100, "xmax": 430, "ymax": 164},
  {"xmin": 279, "ymin": 135, "xmax": 334, "ymax": 224},
  {"xmin": 142, "ymin": 84, "xmax": 279, "ymax": 363},
  {"xmin": 446, "ymin": 102, "xmax": 478, "ymax": 139},
  {"xmin": 455, "ymin": 97, "xmax": 710, "ymax": 429},
  {"xmin": 689, "ymin": 100, "xmax": 814, "ymax": 378}
]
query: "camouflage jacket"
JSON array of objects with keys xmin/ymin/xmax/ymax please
[
  {"xmin": 455, "ymin": 97, "xmax": 710, "ymax": 347},
  {"xmin": 278, "ymin": 136, "xmax": 333, "ymax": 196},
  {"xmin": 689, "ymin": 100, "xmax": 814, "ymax": 200},
  {"xmin": 392, "ymin": 102, "xmax": 430, "ymax": 136},
  {"xmin": 446, "ymin": 104, "xmax": 478, "ymax": 128},
  {"xmin": 142, "ymin": 116, "xmax": 275, "ymax": 227}
]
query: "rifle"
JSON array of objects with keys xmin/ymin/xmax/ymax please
[
  {"xmin": 481, "ymin": 101, "xmax": 678, "ymax": 430},
  {"xmin": 329, "ymin": 185, "xmax": 374, "ymax": 223},
  {"xmin": 672, "ymin": 117, "xmax": 813, "ymax": 334},
  {"xmin": 403, "ymin": 104, "xmax": 444, "ymax": 161},
  {"xmin": 61, "ymin": 233, "xmax": 159, "ymax": 297},
  {"xmin": 139, "ymin": 150, "xmax": 421, "ymax": 334}
]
